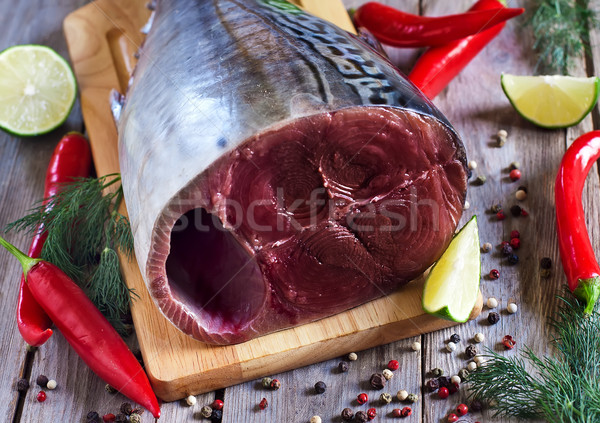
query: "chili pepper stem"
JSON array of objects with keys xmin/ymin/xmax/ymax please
[
  {"xmin": 0, "ymin": 236, "xmax": 42, "ymax": 279},
  {"xmin": 573, "ymin": 276, "xmax": 600, "ymax": 315}
]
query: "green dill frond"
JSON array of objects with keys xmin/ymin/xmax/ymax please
[
  {"xmin": 467, "ymin": 289, "xmax": 600, "ymax": 422},
  {"xmin": 529, "ymin": 0, "xmax": 599, "ymax": 74}
]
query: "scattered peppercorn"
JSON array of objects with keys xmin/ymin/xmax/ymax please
[
  {"xmin": 382, "ymin": 369, "xmax": 394, "ymax": 380},
  {"xmin": 458, "ymin": 369, "xmax": 469, "ymax": 380},
  {"xmin": 105, "ymin": 384, "xmax": 117, "ymax": 394},
  {"xmin": 338, "ymin": 361, "xmax": 349, "ymax": 373},
  {"xmin": 489, "ymin": 269, "xmax": 500, "ymax": 279},
  {"xmin": 508, "ymin": 254, "xmax": 519, "ymax": 265},
  {"xmin": 491, "ymin": 203, "xmax": 503, "ymax": 213},
  {"xmin": 270, "ymin": 379, "xmax": 281, "ymax": 390},
  {"xmin": 120, "ymin": 403, "xmax": 132, "ymax": 415},
  {"xmin": 36, "ymin": 375, "xmax": 49, "ymax": 388},
  {"xmin": 497, "ymin": 131, "xmax": 507, "ymax": 147},
  {"xmin": 370, "ymin": 373, "xmax": 386, "ymax": 390},
  {"xmin": 411, "ymin": 341, "xmax": 421, "ymax": 351},
  {"xmin": 464, "ymin": 200, "xmax": 470, "ymax": 210},
  {"xmin": 367, "ymin": 408, "xmax": 377, "ymax": 419},
  {"xmin": 448, "ymin": 413, "xmax": 459, "ymax": 422},
  {"xmin": 355, "ymin": 411, "xmax": 369, "ymax": 423},
  {"xmin": 114, "ymin": 415, "xmax": 127, "ymax": 423},
  {"xmin": 16, "ymin": 378, "xmax": 29, "ymax": 393},
  {"xmin": 509, "ymin": 168, "xmax": 521, "ymax": 181},
  {"xmin": 261, "ymin": 377, "xmax": 272, "ymax": 389},
  {"xmin": 314, "ymin": 381, "xmax": 326, "ymax": 394},
  {"xmin": 496, "ymin": 210, "xmax": 506, "ymax": 220},
  {"xmin": 540, "ymin": 257, "xmax": 551, "ymax": 268},
  {"xmin": 510, "ymin": 238, "xmax": 521, "ymax": 249},
  {"xmin": 387, "ymin": 359, "xmax": 400, "ymax": 371},
  {"xmin": 465, "ymin": 345, "xmax": 477, "ymax": 358},
  {"xmin": 426, "ymin": 378, "xmax": 440, "ymax": 392},
  {"xmin": 486, "ymin": 297, "xmax": 498, "ymax": 308},
  {"xmin": 457, "ymin": 403, "xmax": 468, "ymax": 416},
  {"xmin": 401, "ymin": 407, "xmax": 412, "ymax": 417},
  {"xmin": 407, "ymin": 393, "xmax": 418, "ymax": 403},
  {"xmin": 397, "ymin": 390, "xmax": 409, "ymax": 401},
  {"xmin": 446, "ymin": 341, "xmax": 456, "ymax": 352},
  {"xmin": 470, "ymin": 399, "xmax": 483, "ymax": 412},
  {"xmin": 201, "ymin": 405, "xmax": 213, "ymax": 418},
  {"xmin": 481, "ymin": 242, "xmax": 492, "ymax": 253},
  {"xmin": 503, "ymin": 335, "xmax": 517, "ymax": 349},
  {"xmin": 509, "ymin": 161, "xmax": 520, "ymax": 170},
  {"xmin": 450, "ymin": 333, "xmax": 461, "ymax": 343},
  {"xmin": 102, "ymin": 414, "xmax": 116, "ymax": 422},
  {"xmin": 450, "ymin": 375, "xmax": 461, "ymax": 385},
  {"xmin": 259, "ymin": 398, "xmax": 268, "ymax": 410},
  {"xmin": 46, "ymin": 380, "xmax": 57, "ymax": 390},
  {"xmin": 357, "ymin": 393, "xmax": 369, "ymax": 404},
  {"xmin": 437, "ymin": 376, "xmax": 451, "ymax": 388},
  {"xmin": 380, "ymin": 392, "xmax": 392, "ymax": 404},
  {"xmin": 86, "ymin": 411, "xmax": 101, "ymax": 423},
  {"xmin": 392, "ymin": 408, "xmax": 402, "ymax": 417},
  {"xmin": 212, "ymin": 399, "xmax": 224, "ymax": 411},
  {"xmin": 474, "ymin": 332, "xmax": 485, "ymax": 343},
  {"xmin": 185, "ymin": 395, "xmax": 197, "ymax": 406},
  {"xmin": 129, "ymin": 414, "xmax": 142, "ymax": 423},
  {"xmin": 430, "ymin": 367, "xmax": 444, "ymax": 377},
  {"xmin": 348, "ymin": 352, "xmax": 358, "ymax": 361},
  {"xmin": 501, "ymin": 243, "xmax": 513, "ymax": 256},
  {"xmin": 510, "ymin": 204, "xmax": 522, "ymax": 217},
  {"xmin": 468, "ymin": 160, "xmax": 477, "ymax": 170},
  {"xmin": 341, "ymin": 408, "xmax": 354, "ymax": 421},
  {"xmin": 541, "ymin": 268, "xmax": 551, "ymax": 278},
  {"xmin": 515, "ymin": 189, "xmax": 527, "ymax": 200},
  {"xmin": 467, "ymin": 361, "xmax": 477, "ymax": 372},
  {"xmin": 507, "ymin": 302, "xmax": 518, "ymax": 314},
  {"xmin": 211, "ymin": 409, "xmax": 223, "ymax": 421},
  {"xmin": 488, "ymin": 312, "xmax": 500, "ymax": 325},
  {"xmin": 511, "ymin": 230, "xmax": 520, "ymax": 240},
  {"xmin": 36, "ymin": 391, "xmax": 46, "ymax": 402},
  {"xmin": 475, "ymin": 175, "xmax": 487, "ymax": 185},
  {"xmin": 521, "ymin": 208, "xmax": 529, "ymax": 217},
  {"xmin": 310, "ymin": 416, "xmax": 322, "ymax": 423},
  {"xmin": 438, "ymin": 387, "xmax": 449, "ymax": 399}
]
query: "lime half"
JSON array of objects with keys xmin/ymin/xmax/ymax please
[
  {"xmin": 422, "ymin": 216, "xmax": 480, "ymax": 323},
  {"xmin": 0, "ymin": 45, "xmax": 76, "ymax": 136},
  {"xmin": 501, "ymin": 74, "xmax": 599, "ymax": 129}
]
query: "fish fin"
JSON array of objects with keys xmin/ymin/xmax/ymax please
[
  {"xmin": 289, "ymin": 93, "xmax": 332, "ymax": 118},
  {"xmin": 110, "ymin": 89, "xmax": 125, "ymax": 127}
]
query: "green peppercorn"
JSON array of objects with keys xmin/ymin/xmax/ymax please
[
  {"xmin": 104, "ymin": 384, "xmax": 117, "ymax": 394},
  {"xmin": 261, "ymin": 377, "xmax": 273, "ymax": 389},
  {"xmin": 380, "ymin": 393, "xmax": 392, "ymax": 404},
  {"xmin": 201, "ymin": 406, "xmax": 213, "ymax": 418},
  {"xmin": 430, "ymin": 368, "xmax": 444, "ymax": 378},
  {"xmin": 475, "ymin": 175, "xmax": 487, "ymax": 185},
  {"xmin": 120, "ymin": 403, "xmax": 133, "ymax": 415},
  {"xmin": 510, "ymin": 161, "xmax": 520, "ymax": 170},
  {"xmin": 458, "ymin": 369, "xmax": 469, "ymax": 380},
  {"xmin": 129, "ymin": 414, "xmax": 142, "ymax": 423},
  {"xmin": 491, "ymin": 203, "xmax": 502, "ymax": 213},
  {"xmin": 407, "ymin": 393, "xmax": 418, "ymax": 403}
]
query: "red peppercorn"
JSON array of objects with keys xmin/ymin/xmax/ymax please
[
  {"xmin": 103, "ymin": 414, "xmax": 116, "ymax": 422},
  {"xmin": 503, "ymin": 335, "xmax": 517, "ymax": 349},
  {"xmin": 36, "ymin": 391, "xmax": 46, "ymax": 402},
  {"xmin": 447, "ymin": 413, "xmax": 459, "ymax": 422},
  {"xmin": 489, "ymin": 269, "xmax": 500, "ymax": 279},
  {"xmin": 401, "ymin": 407, "xmax": 412, "ymax": 417},
  {"xmin": 510, "ymin": 230, "xmax": 520, "ymax": 239},
  {"xmin": 392, "ymin": 408, "xmax": 402, "ymax": 417},
  {"xmin": 387, "ymin": 359, "xmax": 400, "ymax": 371},
  {"xmin": 521, "ymin": 209, "xmax": 529, "ymax": 217},
  {"xmin": 259, "ymin": 398, "xmax": 268, "ymax": 410},
  {"xmin": 510, "ymin": 238, "xmax": 521, "ymax": 249},
  {"xmin": 438, "ymin": 387, "xmax": 449, "ymax": 399},
  {"xmin": 357, "ymin": 393, "xmax": 368, "ymax": 405},
  {"xmin": 449, "ymin": 382, "xmax": 459, "ymax": 395},
  {"xmin": 367, "ymin": 408, "xmax": 377, "ymax": 420},
  {"xmin": 212, "ymin": 399, "xmax": 224, "ymax": 411},
  {"xmin": 457, "ymin": 403, "xmax": 468, "ymax": 416},
  {"xmin": 510, "ymin": 169, "xmax": 521, "ymax": 181},
  {"xmin": 496, "ymin": 211, "xmax": 506, "ymax": 220}
]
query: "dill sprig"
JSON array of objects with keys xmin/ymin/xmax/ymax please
[
  {"xmin": 5, "ymin": 173, "xmax": 136, "ymax": 336},
  {"xmin": 467, "ymin": 290, "xmax": 600, "ymax": 422},
  {"xmin": 529, "ymin": 0, "xmax": 599, "ymax": 75}
]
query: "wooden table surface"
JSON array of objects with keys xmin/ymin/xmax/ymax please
[{"xmin": 1, "ymin": 0, "xmax": 599, "ymax": 422}]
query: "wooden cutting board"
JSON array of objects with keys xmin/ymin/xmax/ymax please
[{"xmin": 63, "ymin": 0, "xmax": 482, "ymax": 402}]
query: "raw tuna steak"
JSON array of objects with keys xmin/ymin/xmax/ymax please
[{"xmin": 117, "ymin": 0, "xmax": 468, "ymax": 345}]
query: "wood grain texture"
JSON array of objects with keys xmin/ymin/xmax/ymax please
[{"xmin": 63, "ymin": 0, "xmax": 481, "ymax": 404}]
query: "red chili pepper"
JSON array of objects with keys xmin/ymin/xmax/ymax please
[
  {"xmin": 17, "ymin": 132, "xmax": 92, "ymax": 347},
  {"xmin": 555, "ymin": 130, "xmax": 600, "ymax": 314},
  {"xmin": 408, "ymin": 0, "xmax": 515, "ymax": 99},
  {"xmin": 353, "ymin": 2, "xmax": 523, "ymax": 48},
  {"xmin": 1, "ymin": 237, "xmax": 160, "ymax": 418}
]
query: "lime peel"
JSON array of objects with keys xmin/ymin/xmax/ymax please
[{"xmin": 422, "ymin": 216, "xmax": 481, "ymax": 323}]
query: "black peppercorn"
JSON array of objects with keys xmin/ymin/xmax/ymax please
[
  {"xmin": 355, "ymin": 411, "xmax": 369, "ymax": 423},
  {"xmin": 86, "ymin": 411, "xmax": 100, "ymax": 423},
  {"xmin": 16, "ymin": 378, "xmax": 29, "ymax": 393},
  {"xmin": 369, "ymin": 373, "xmax": 386, "ymax": 390},
  {"xmin": 517, "ymin": 185, "xmax": 528, "ymax": 193},
  {"xmin": 540, "ymin": 257, "xmax": 552, "ymax": 269},
  {"xmin": 338, "ymin": 361, "xmax": 348, "ymax": 373},
  {"xmin": 465, "ymin": 345, "xmax": 478, "ymax": 358},
  {"xmin": 425, "ymin": 378, "xmax": 439, "ymax": 392},
  {"xmin": 341, "ymin": 408, "xmax": 354, "ymax": 421},
  {"xmin": 488, "ymin": 312, "xmax": 500, "ymax": 325},
  {"xmin": 510, "ymin": 205, "xmax": 522, "ymax": 217},
  {"xmin": 105, "ymin": 384, "xmax": 117, "ymax": 394},
  {"xmin": 508, "ymin": 254, "xmax": 519, "ymax": 265},
  {"xmin": 470, "ymin": 399, "xmax": 483, "ymax": 412},
  {"xmin": 314, "ymin": 381, "xmax": 327, "ymax": 394},
  {"xmin": 211, "ymin": 409, "xmax": 223, "ymax": 421},
  {"xmin": 449, "ymin": 333, "xmax": 460, "ymax": 343},
  {"xmin": 437, "ymin": 376, "xmax": 451, "ymax": 388},
  {"xmin": 120, "ymin": 402, "xmax": 133, "ymax": 415},
  {"xmin": 115, "ymin": 414, "xmax": 128, "ymax": 423},
  {"xmin": 501, "ymin": 244, "xmax": 513, "ymax": 256},
  {"xmin": 36, "ymin": 375, "xmax": 48, "ymax": 388}
]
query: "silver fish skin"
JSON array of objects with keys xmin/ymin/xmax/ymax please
[{"xmin": 118, "ymin": 0, "xmax": 467, "ymax": 344}]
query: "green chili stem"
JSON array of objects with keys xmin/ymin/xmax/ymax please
[{"xmin": 0, "ymin": 236, "xmax": 42, "ymax": 279}]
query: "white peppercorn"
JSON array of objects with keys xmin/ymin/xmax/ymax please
[
  {"xmin": 450, "ymin": 375, "xmax": 461, "ymax": 384},
  {"xmin": 46, "ymin": 380, "xmax": 57, "ymax": 390},
  {"xmin": 185, "ymin": 395, "xmax": 196, "ymax": 406},
  {"xmin": 486, "ymin": 297, "xmax": 498, "ymax": 308},
  {"xmin": 411, "ymin": 341, "xmax": 421, "ymax": 351},
  {"xmin": 468, "ymin": 160, "xmax": 477, "ymax": 170},
  {"xmin": 382, "ymin": 369, "xmax": 393, "ymax": 380},
  {"xmin": 348, "ymin": 352, "xmax": 358, "ymax": 361},
  {"xmin": 464, "ymin": 201, "xmax": 470, "ymax": 210},
  {"xmin": 481, "ymin": 242, "xmax": 493, "ymax": 253},
  {"xmin": 507, "ymin": 302, "xmax": 518, "ymax": 314},
  {"xmin": 474, "ymin": 332, "xmax": 485, "ymax": 343},
  {"xmin": 467, "ymin": 361, "xmax": 477, "ymax": 372},
  {"xmin": 446, "ymin": 341, "xmax": 456, "ymax": 352},
  {"xmin": 310, "ymin": 416, "xmax": 322, "ymax": 423},
  {"xmin": 397, "ymin": 390, "xmax": 409, "ymax": 401}
]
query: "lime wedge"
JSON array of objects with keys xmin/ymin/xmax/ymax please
[
  {"xmin": 501, "ymin": 74, "xmax": 599, "ymax": 129},
  {"xmin": 0, "ymin": 45, "xmax": 76, "ymax": 136},
  {"xmin": 422, "ymin": 216, "xmax": 480, "ymax": 323}
]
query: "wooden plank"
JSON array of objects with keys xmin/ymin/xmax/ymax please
[{"xmin": 289, "ymin": 0, "xmax": 356, "ymax": 33}]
